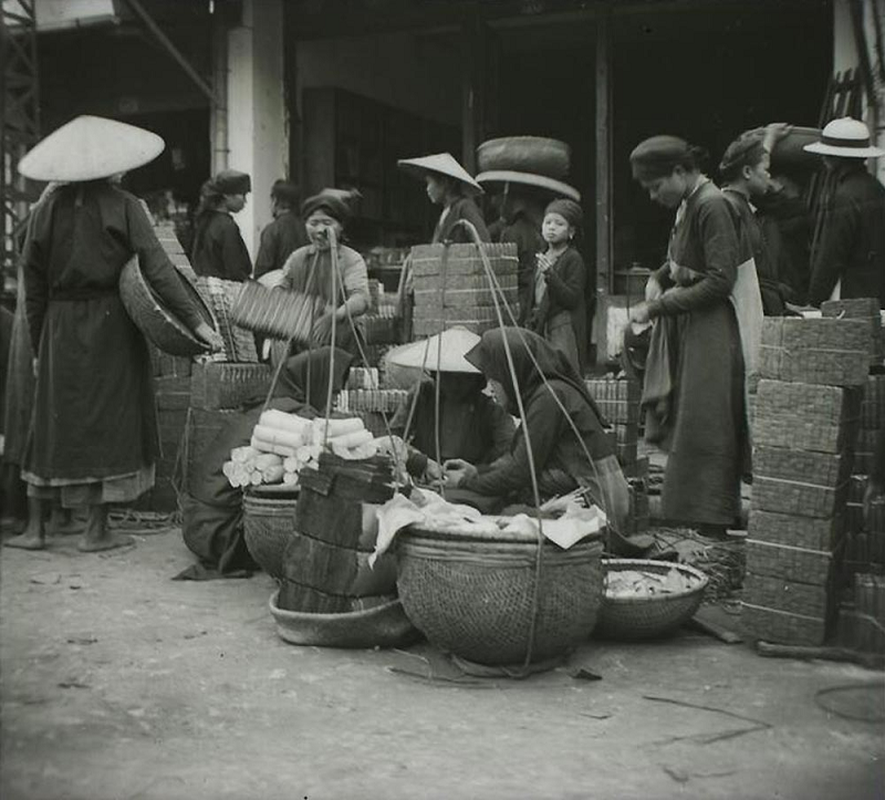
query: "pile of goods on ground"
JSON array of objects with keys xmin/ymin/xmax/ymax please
[
  {"xmin": 606, "ymin": 565, "xmax": 703, "ymax": 599},
  {"xmin": 222, "ymin": 410, "xmax": 398, "ymax": 489}
]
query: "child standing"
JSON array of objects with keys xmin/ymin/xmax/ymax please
[{"xmin": 529, "ymin": 198, "xmax": 587, "ymax": 374}]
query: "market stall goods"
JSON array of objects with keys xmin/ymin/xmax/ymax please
[{"xmin": 595, "ymin": 559, "xmax": 708, "ymax": 640}]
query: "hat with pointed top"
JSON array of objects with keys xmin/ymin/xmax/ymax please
[
  {"xmin": 385, "ymin": 326, "xmax": 482, "ymax": 373},
  {"xmin": 18, "ymin": 115, "xmax": 165, "ymax": 182},
  {"xmin": 397, "ymin": 153, "xmax": 484, "ymax": 195}
]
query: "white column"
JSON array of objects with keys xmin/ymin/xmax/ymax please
[{"xmin": 225, "ymin": 0, "xmax": 287, "ymax": 259}]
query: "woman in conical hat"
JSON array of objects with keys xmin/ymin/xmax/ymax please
[
  {"xmin": 386, "ymin": 327, "xmax": 514, "ymax": 485},
  {"xmin": 397, "ymin": 153, "xmax": 490, "ymax": 244},
  {"xmin": 7, "ymin": 115, "xmax": 223, "ymax": 553}
]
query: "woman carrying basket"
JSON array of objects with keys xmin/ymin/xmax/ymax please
[
  {"xmin": 7, "ymin": 116, "xmax": 223, "ymax": 553},
  {"xmin": 278, "ymin": 189, "xmax": 370, "ymax": 357}
]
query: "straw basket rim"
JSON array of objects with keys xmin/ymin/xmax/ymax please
[
  {"xmin": 268, "ymin": 589, "xmax": 417, "ymax": 648},
  {"xmin": 401, "ymin": 522, "xmax": 605, "ymax": 548},
  {"xmin": 601, "ymin": 559, "xmax": 709, "ymax": 605},
  {"xmin": 119, "ymin": 255, "xmax": 215, "ymax": 357}
]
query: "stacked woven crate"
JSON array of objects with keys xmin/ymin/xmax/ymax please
[
  {"xmin": 585, "ymin": 376, "xmax": 647, "ymax": 532},
  {"xmin": 335, "ymin": 366, "xmax": 409, "ymax": 437},
  {"xmin": 742, "ymin": 316, "xmax": 869, "ymax": 645},
  {"xmin": 361, "ymin": 280, "xmax": 400, "ymax": 366},
  {"xmin": 410, "ymin": 243, "xmax": 518, "ymax": 338}
]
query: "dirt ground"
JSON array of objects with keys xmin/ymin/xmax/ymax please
[{"xmin": 1, "ymin": 526, "xmax": 882, "ymax": 800}]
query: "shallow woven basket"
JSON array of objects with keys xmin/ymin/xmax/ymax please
[
  {"xmin": 595, "ymin": 559, "xmax": 708, "ymax": 640},
  {"xmin": 396, "ymin": 528, "xmax": 604, "ymax": 666},
  {"xmin": 120, "ymin": 256, "xmax": 215, "ymax": 357},
  {"xmin": 243, "ymin": 492, "xmax": 298, "ymax": 579},
  {"xmin": 268, "ymin": 590, "xmax": 418, "ymax": 648}
]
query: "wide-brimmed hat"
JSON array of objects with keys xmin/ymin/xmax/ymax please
[
  {"xmin": 397, "ymin": 153, "xmax": 484, "ymax": 195},
  {"xmin": 804, "ymin": 117, "xmax": 884, "ymax": 158},
  {"xmin": 18, "ymin": 115, "xmax": 165, "ymax": 182},
  {"xmin": 385, "ymin": 327, "xmax": 481, "ymax": 373},
  {"xmin": 475, "ymin": 136, "xmax": 581, "ymax": 201}
]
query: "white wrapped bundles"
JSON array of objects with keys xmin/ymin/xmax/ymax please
[
  {"xmin": 254, "ymin": 453, "xmax": 283, "ymax": 471},
  {"xmin": 312, "ymin": 417, "xmax": 364, "ymax": 442},
  {"xmin": 253, "ymin": 425, "xmax": 304, "ymax": 451},
  {"xmin": 327, "ymin": 428, "xmax": 374, "ymax": 450},
  {"xmin": 282, "ymin": 472, "xmax": 299, "ymax": 486},
  {"xmin": 259, "ymin": 409, "xmax": 312, "ymax": 435},
  {"xmin": 262, "ymin": 464, "xmax": 285, "ymax": 483},
  {"xmin": 231, "ymin": 446, "xmax": 259, "ymax": 465},
  {"xmin": 249, "ymin": 436, "xmax": 296, "ymax": 458}
]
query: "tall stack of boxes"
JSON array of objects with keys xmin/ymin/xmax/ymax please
[
  {"xmin": 410, "ymin": 243, "xmax": 518, "ymax": 338},
  {"xmin": 585, "ymin": 375, "xmax": 647, "ymax": 533},
  {"xmin": 742, "ymin": 316, "xmax": 870, "ymax": 645}
]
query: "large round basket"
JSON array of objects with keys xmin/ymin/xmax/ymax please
[
  {"xmin": 595, "ymin": 559, "xmax": 708, "ymax": 641},
  {"xmin": 268, "ymin": 590, "xmax": 418, "ymax": 649},
  {"xmin": 476, "ymin": 136, "xmax": 571, "ymax": 180},
  {"xmin": 120, "ymin": 256, "xmax": 215, "ymax": 357},
  {"xmin": 243, "ymin": 492, "xmax": 298, "ymax": 579},
  {"xmin": 396, "ymin": 527, "xmax": 604, "ymax": 666}
]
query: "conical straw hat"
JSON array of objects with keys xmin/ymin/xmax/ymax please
[
  {"xmin": 475, "ymin": 170, "xmax": 581, "ymax": 201},
  {"xmin": 397, "ymin": 153, "xmax": 484, "ymax": 195},
  {"xmin": 18, "ymin": 115, "xmax": 165, "ymax": 182},
  {"xmin": 385, "ymin": 327, "xmax": 482, "ymax": 373}
]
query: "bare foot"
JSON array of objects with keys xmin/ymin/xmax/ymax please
[
  {"xmin": 5, "ymin": 531, "xmax": 47, "ymax": 550},
  {"xmin": 77, "ymin": 532, "xmax": 135, "ymax": 553}
]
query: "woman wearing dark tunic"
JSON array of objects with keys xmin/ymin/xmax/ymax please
[
  {"xmin": 386, "ymin": 328, "xmax": 514, "ymax": 482},
  {"xmin": 528, "ymin": 198, "xmax": 588, "ymax": 373},
  {"xmin": 178, "ymin": 347, "xmax": 353, "ymax": 578},
  {"xmin": 443, "ymin": 328, "xmax": 629, "ymax": 533},
  {"xmin": 278, "ymin": 189, "xmax": 370, "ymax": 356},
  {"xmin": 397, "ymin": 152, "xmax": 490, "ymax": 244},
  {"xmin": 8, "ymin": 115, "xmax": 223, "ymax": 552},
  {"xmin": 628, "ymin": 136, "xmax": 748, "ymax": 534},
  {"xmin": 190, "ymin": 170, "xmax": 253, "ymax": 282}
]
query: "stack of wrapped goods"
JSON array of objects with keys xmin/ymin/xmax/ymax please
[
  {"xmin": 335, "ymin": 366, "xmax": 409, "ymax": 437},
  {"xmin": 585, "ymin": 376, "xmax": 647, "ymax": 533},
  {"xmin": 820, "ymin": 299, "xmax": 885, "ymax": 655},
  {"xmin": 742, "ymin": 315, "xmax": 869, "ymax": 645},
  {"xmin": 410, "ymin": 243, "xmax": 519, "ymax": 338},
  {"xmin": 361, "ymin": 278, "xmax": 402, "ymax": 367}
]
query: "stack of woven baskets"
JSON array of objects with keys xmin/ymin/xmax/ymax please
[
  {"xmin": 410, "ymin": 243, "xmax": 519, "ymax": 338},
  {"xmin": 743, "ymin": 313, "xmax": 872, "ymax": 646}
]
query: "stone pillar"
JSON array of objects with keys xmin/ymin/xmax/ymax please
[{"xmin": 224, "ymin": 0, "xmax": 287, "ymax": 259}]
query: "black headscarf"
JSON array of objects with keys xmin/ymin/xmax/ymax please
[
  {"xmin": 264, "ymin": 347, "xmax": 354, "ymax": 413},
  {"xmin": 465, "ymin": 327, "xmax": 607, "ymax": 424}
]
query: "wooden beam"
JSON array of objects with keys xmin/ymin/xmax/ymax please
[{"xmin": 594, "ymin": 5, "xmax": 613, "ymax": 365}]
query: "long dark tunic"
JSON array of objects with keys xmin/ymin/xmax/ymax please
[
  {"xmin": 809, "ymin": 164, "xmax": 885, "ymax": 307},
  {"xmin": 755, "ymin": 188, "xmax": 811, "ymax": 305},
  {"xmin": 254, "ymin": 211, "xmax": 308, "ymax": 279},
  {"xmin": 529, "ymin": 246, "xmax": 588, "ymax": 373},
  {"xmin": 722, "ymin": 188, "xmax": 785, "ymax": 315},
  {"xmin": 22, "ymin": 182, "xmax": 205, "ymax": 482},
  {"xmin": 390, "ymin": 378, "xmax": 515, "ymax": 476},
  {"xmin": 500, "ymin": 212, "xmax": 543, "ymax": 325},
  {"xmin": 191, "ymin": 210, "xmax": 252, "ymax": 281},
  {"xmin": 646, "ymin": 180, "xmax": 745, "ymax": 527},
  {"xmin": 433, "ymin": 197, "xmax": 491, "ymax": 244}
]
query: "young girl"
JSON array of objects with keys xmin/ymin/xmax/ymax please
[{"xmin": 529, "ymin": 198, "xmax": 587, "ymax": 373}]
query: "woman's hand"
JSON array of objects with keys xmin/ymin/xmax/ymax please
[
  {"xmin": 763, "ymin": 122, "xmax": 793, "ymax": 153},
  {"xmin": 629, "ymin": 302, "xmax": 651, "ymax": 325},
  {"xmin": 863, "ymin": 479, "xmax": 884, "ymax": 523},
  {"xmin": 311, "ymin": 312, "xmax": 335, "ymax": 345},
  {"xmin": 645, "ymin": 275, "xmax": 663, "ymax": 303},
  {"xmin": 194, "ymin": 322, "xmax": 225, "ymax": 352},
  {"xmin": 443, "ymin": 458, "xmax": 477, "ymax": 488},
  {"xmin": 32, "ymin": 358, "xmax": 39, "ymax": 378},
  {"xmin": 424, "ymin": 459, "xmax": 443, "ymax": 482}
]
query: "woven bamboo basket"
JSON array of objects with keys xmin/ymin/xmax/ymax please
[
  {"xmin": 119, "ymin": 256, "xmax": 215, "ymax": 357},
  {"xmin": 395, "ymin": 528, "xmax": 604, "ymax": 666},
  {"xmin": 594, "ymin": 559, "xmax": 708, "ymax": 640},
  {"xmin": 243, "ymin": 493, "xmax": 298, "ymax": 578},
  {"xmin": 747, "ymin": 509, "xmax": 844, "ymax": 551},
  {"xmin": 268, "ymin": 590, "xmax": 418, "ymax": 648},
  {"xmin": 745, "ymin": 538, "xmax": 838, "ymax": 585},
  {"xmin": 741, "ymin": 602, "xmax": 828, "ymax": 646},
  {"xmin": 190, "ymin": 362, "xmax": 273, "ymax": 410}
]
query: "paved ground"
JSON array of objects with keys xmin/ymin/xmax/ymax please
[{"xmin": 1, "ymin": 527, "xmax": 882, "ymax": 800}]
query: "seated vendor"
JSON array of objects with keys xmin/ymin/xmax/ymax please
[
  {"xmin": 443, "ymin": 327, "xmax": 630, "ymax": 535},
  {"xmin": 387, "ymin": 327, "xmax": 514, "ymax": 484},
  {"xmin": 177, "ymin": 347, "xmax": 353, "ymax": 579}
]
